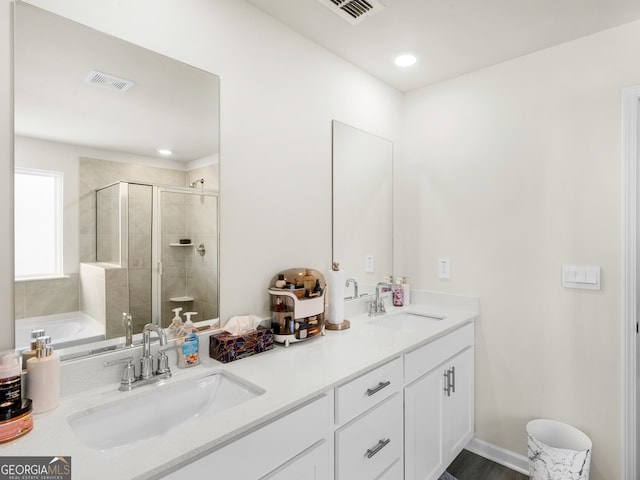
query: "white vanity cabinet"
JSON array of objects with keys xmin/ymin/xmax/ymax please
[
  {"xmin": 157, "ymin": 321, "xmax": 475, "ymax": 480},
  {"xmin": 334, "ymin": 357, "xmax": 404, "ymax": 480},
  {"xmin": 263, "ymin": 441, "xmax": 329, "ymax": 480},
  {"xmin": 404, "ymin": 323, "xmax": 475, "ymax": 480},
  {"xmin": 160, "ymin": 395, "xmax": 330, "ymax": 480}
]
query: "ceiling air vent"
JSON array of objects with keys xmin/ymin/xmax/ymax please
[
  {"xmin": 84, "ymin": 70, "xmax": 135, "ymax": 93},
  {"xmin": 316, "ymin": 0, "xmax": 385, "ymax": 25}
]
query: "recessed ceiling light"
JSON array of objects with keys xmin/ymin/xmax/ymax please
[
  {"xmin": 157, "ymin": 149, "xmax": 173, "ymax": 156},
  {"xmin": 394, "ymin": 54, "xmax": 417, "ymax": 67}
]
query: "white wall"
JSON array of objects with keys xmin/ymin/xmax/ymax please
[
  {"xmin": 399, "ymin": 20, "xmax": 640, "ymax": 480},
  {"xmin": 0, "ymin": 0, "xmax": 402, "ymax": 348}
]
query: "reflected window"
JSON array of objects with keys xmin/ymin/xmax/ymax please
[{"xmin": 14, "ymin": 168, "xmax": 63, "ymax": 279}]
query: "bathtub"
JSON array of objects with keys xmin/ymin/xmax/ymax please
[{"xmin": 15, "ymin": 312, "xmax": 105, "ymax": 351}]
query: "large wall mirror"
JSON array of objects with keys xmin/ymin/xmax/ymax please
[
  {"xmin": 13, "ymin": 2, "xmax": 220, "ymax": 355},
  {"xmin": 332, "ymin": 121, "xmax": 393, "ymax": 297}
]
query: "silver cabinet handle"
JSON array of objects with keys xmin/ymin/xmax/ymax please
[
  {"xmin": 443, "ymin": 370, "xmax": 451, "ymax": 396},
  {"xmin": 450, "ymin": 366, "xmax": 456, "ymax": 393},
  {"xmin": 366, "ymin": 438, "xmax": 391, "ymax": 459},
  {"xmin": 366, "ymin": 380, "xmax": 391, "ymax": 396},
  {"xmin": 443, "ymin": 367, "xmax": 456, "ymax": 396}
]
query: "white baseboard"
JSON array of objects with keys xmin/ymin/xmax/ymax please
[{"xmin": 465, "ymin": 436, "xmax": 529, "ymax": 475}]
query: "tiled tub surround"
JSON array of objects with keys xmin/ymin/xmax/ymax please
[
  {"xmin": 14, "ymin": 274, "xmax": 80, "ymax": 319},
  {"xmin": 1, "ymin": 292, "xmax": 478, "ymax": 480}
]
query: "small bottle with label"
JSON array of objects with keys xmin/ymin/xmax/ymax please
[
  {"xmin": 393, "ymin": 277, "xmax": 404, "ymax": 307},
  {"xmin": 178, "ymin": 312, "xmax": 200, "ymax": 367},
  {"xmin": 0, "ymin": 352, "xmax": 22, "ymax": 409},
  {"xmin": 275, "ymin": 274, "xmax": 286, "ymax": 288}
]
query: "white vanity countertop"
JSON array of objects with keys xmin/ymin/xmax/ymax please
[{"xmin": 0, "ymin": 299, "xmax": 478, "ymax": 480}]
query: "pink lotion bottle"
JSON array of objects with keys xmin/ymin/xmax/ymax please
[{"xmin": 26, "ymin": 337, "xmax": 60, "ymax": 414}]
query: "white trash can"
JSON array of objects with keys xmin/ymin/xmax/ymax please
[{"xmin": 527, "ymin": 419, "xmax": 592, "ymax": 480}]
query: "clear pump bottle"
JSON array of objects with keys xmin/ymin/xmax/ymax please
[{"xmin": 167, "ymin": 307, "xmax": 184, "ymax": 337}]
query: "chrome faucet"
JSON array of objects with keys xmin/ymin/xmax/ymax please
[
  {"xmin": 105, "ymin": 323, "xmax": 172, "ymax": 391},
  {"xmin": 369, "ymin": 281, "xmax": 392, "ymax": 316},
  {"xmin": 141, "ymin": 323, "xmax": 169, "ymax": 380},
  {"xmin": 122, "ymin": 312, "xmax": 133, "ymax": 347},
  {"xmin": 345, "ymin": 278, "xmax": 359, "ymax": 299}
]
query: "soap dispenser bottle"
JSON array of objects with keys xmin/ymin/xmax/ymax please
[
  {"xmin": 167, "ymin": 307, "xmax": 184, "ymax": 337},
  {"xmin": 21, "ymin": 329, "xmax": 46, "ymax": 368},
  {"xmin": 178, "ymin": 312, "xmax": 200, "ymax": 367},
  {"xmin": 26, "ymin": 337, "xmax": 60, "ymax": 414}
]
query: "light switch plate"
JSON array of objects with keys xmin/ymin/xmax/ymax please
[
  {"xmin": 562, "ymin": 265, "xmax": 600, "ymax": 290},
  {"xmin": 438, "ymin": 257, "xmax": 450, "ymax": 279},
  {"xmin": 365, "ymin": 254, "xmax": 375, "ymax": 273}
]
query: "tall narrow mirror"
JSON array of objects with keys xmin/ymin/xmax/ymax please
[
  {"xmin": 332, "ymin": 121, "xmax": 393, "ymax": 297},
  {"xmin": 13, "ymin": 2, "xmax": 220, "ymax": 353}
]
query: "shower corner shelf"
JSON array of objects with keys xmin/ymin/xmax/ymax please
[
  {"xmin": 169, "ymin": 296, "xmax": 194, "ymax": 302},
  {"xmin": 169, "ymin": 242, "xmax": 194, "ymax": 247}
]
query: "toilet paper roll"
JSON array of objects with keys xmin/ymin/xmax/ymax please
[{"xmin": 327, "ymin": 268, "xmax": 344, "ymax": 325}]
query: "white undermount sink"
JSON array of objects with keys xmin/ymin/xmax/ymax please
[
  {"xmin": 369, "ymin": 312, "xmax": 446, "ymax": 332},
  {"xmin": 68, "ymin": 371, "xmax": 263, "ymax": 452}
]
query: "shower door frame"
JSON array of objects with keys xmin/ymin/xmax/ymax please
[{"xmin": 152, "ymin": 185, "xmax": 219, "ymax": 327}]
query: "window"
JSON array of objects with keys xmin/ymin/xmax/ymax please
[{"xmin": 14, "ymin": 168, "xmax": 63, "ymax": 279}]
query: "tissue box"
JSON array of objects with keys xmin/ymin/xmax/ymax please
[{"xmin": 209, "ymin": 327, "xmax": 274, "ymax": 363}]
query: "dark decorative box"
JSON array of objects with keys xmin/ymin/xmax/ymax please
[{"xmin": 209, "ymin": 327, "xmax": 274, "ymax": 363}]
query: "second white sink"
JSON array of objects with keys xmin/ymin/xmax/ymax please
[
  {"xmin": 68, "ymin": 371, "xmax": 263, "ymax": 452},
  {"xmin": 369, "ymin": 312, "xmax": 445, "ymax": 332}
]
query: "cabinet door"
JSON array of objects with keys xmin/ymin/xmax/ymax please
[
  {"xmin": 404, "ymin": 366, "xmax": 445, "ymax": 480},
  {"xmin": 443, "ymin": 347, "xmax": 474, "ymax": 460},
  {"xmin": 262, "ymin": 441, "xmax": 329, "ymax": 480}
]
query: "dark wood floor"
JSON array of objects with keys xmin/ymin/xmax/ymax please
[{"xmin": 446, "ymin": 450, "xmax": 529, "ymax": 480}]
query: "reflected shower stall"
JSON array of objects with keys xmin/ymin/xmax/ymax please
[{"xmin": 92, "ymin": 181, "xmax": 218, "ymax": 338}]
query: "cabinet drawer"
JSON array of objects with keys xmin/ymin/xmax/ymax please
[
  {"xmin": 335, "ymin": 393, "xmax": 403, "ymax": 480},
  {"xmin": 160, "ymin": 395, "xmax": 329, "ymax": 479},
  {"xmin": 405, "ymin": 323, "xmax": 474, "ymax": 384},
  {"xmin": 377, "ymin": 459, "xmax": 402, "ymax": 480},
  {"xmin": 335, "ymin": 357, "xmax": 402, "ymax": 425}
]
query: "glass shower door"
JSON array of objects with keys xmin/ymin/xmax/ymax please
[{"xmin": 155, "ymin": 187, "xmax": 218, "ymax": 327}]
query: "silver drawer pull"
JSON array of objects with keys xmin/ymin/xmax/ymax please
[
  {"xmin": 366, "ymin": 380, "xmax": 391, "ymax": 396},
  {"xmin": 366, "ymin": 438, "xmax": 391, "ymax": 459}
]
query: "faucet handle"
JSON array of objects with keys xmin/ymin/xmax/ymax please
[
  {"xmin": 378, "ymin": 298, "xmax": 387, "ymax": 313},
  {"xmin": 103, "ymin": 356, "xmax": 134, "ymax": 368},
  {"xmin": 157, "ymin": 350, "xmax": 172, "ymax": 376},
  {"xmin": 104, "ymin": 356, "xmax": 137, "ymax": 389}
]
